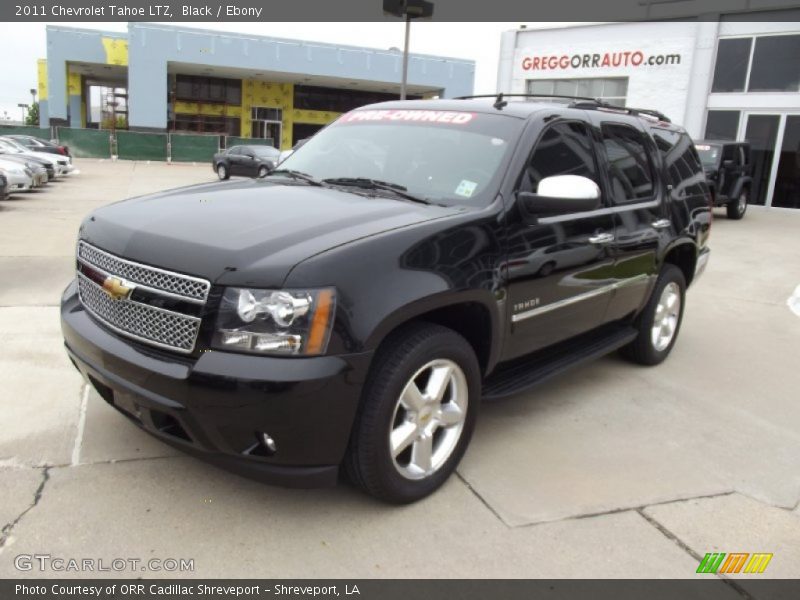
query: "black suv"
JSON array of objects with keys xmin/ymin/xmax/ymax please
[
  {"xmin": 695, "ymin": 140, "xmax": 752, "ymax": 220},
  {"xmin": 61, "ymin": 96, "xmax": 711, "ymax": 503}
]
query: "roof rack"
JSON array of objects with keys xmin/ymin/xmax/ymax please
[{"xmin": 455, "ymin": 93, "xmax": 671, "ymax": 123}]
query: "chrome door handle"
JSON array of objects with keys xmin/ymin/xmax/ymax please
[
  {"xmin": 588, "ymin": 232, "xmax": 615, "ymax": 244},
  {"xmin": 651, "ymin": 219, "xmax": 671, "ymax": 229}
]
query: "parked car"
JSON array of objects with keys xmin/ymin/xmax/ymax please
[
  {"xmin": 0, "ymin": 171, "xmax": 8, "ymax": 199},
  {"xmin": 0, "ymin": 145, "xmax": 56, "ymax": 181},
  {"xmin": 213, "ymin": 145, "xmax": 281, "ymax": 180},
  {"xmin": 5, "ymin": 134, "xmax": 71, "ymax": 159},
  {"xmin": 694, "ymin": 140, "xmax": 751, "ymax": 220},
  {"xmin": 0, "ymin": 137, "xmax": 70, "ymax": 177},
  {"xmin": 0, "ymin": 152, "xmax": 49, "ymax": 187},
  {"xmin": 0, "ymin": 136, "xmax": 73, "ymax": 177},
  {"xmin": 0, "ymin": 159, "xmax": 34, "ymax": 193},
  {"xmin": 61, "ymin": 96, "xmax": 711, "ymax": 503}
]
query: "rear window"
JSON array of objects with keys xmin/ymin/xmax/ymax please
[
  {"xmin": 278, "ymin": 109, "xmax": 524, "ymax": 206},
  {"xmin": 653, "ymin": 130, "xmax": 708, "ymax": 196},
  {"xmin": 694, "ymin": 143, "xmax": 721, "ymax": 168}
]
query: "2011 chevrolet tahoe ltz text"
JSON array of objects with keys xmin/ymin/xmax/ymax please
[{"xmin": 61, "ymin": 96, "xmax": 711, "ymax": 503}]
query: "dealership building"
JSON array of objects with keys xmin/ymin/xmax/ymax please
[
  {"xmin": 37, "ymin": 23, "xmax": 474, "ymax": 150},
  {"xmin": 497, "ymin": 18, "xmax": 800, "ymax": 209}
]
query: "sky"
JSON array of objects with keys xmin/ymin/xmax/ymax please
[{"xmin": 0, "ymin": 21, "xmax": 566, "ymax": 122}]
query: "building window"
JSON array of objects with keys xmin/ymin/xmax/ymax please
[
  {"xmin": 748, "ymin": 35, "xmax": 800, "ymax": 92},
  {"xmin": 171, "ymin": 114, "xmax": 240, "ymax": 136},
  {"xmin": 711, "ymin": 38, "xmax": 752, "ymax": 93},
  {"xmin": 293, "ymin": 85, "xmax": 420, "ymax": 113},
  {"xmin": 526, "ymin": 78, "xmax": 628, "ymax": 106},
  {"xmin": 174, "ymin": 75, "xmax": 242, "ymax": 105},
  {"xmin": 705, "ymin": 110, "xmax": 740, "ymax": 140}
]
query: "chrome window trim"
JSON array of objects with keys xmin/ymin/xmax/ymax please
[{"xmin": 511, "ymin": 273, "xmax": 650, "ymax": 323}]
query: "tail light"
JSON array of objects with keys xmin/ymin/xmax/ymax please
[{"xmin": 57, "ymin": 146, "xmax": 67, "ymax": 155}]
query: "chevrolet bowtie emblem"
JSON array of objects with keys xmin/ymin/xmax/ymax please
[{"xmin": 102, "ymin": 276, "xmax": 134, "ymax": 301}]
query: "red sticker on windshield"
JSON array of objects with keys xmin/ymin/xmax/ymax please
[{"xmin": 339, "ymin": 110, "xmax": 475, "ymax": 125}]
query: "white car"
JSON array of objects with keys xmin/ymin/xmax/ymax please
[
  {"xmin": 0, "ymin": 137, "xmax": 72, "ymax": 176},
  {"xmin": 0, "ymin": 160, "xmax": 34, "ymax": 192}
]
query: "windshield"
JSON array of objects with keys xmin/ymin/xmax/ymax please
[
  {"xmin": 277, "ymin": 109, "xmax": 523, "ymax": 206},
  {"xmin": 695, "ymin": 144, "xmax": 721, "ymax": 168},
  {"xmin": 0, "ymin": 139, "xmax": 23, "ymax": 153},
  {"xmin": 0, "ymin": 138, "xmax": 27, "ymax": 153},
  {"xmin": 253, "ymin": 146, "xmax": 280, "ymax": 158}
]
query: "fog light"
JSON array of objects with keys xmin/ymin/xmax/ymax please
[{"xmin": 258, "ymin": 432, "xmax": 277, "ymax": 455}]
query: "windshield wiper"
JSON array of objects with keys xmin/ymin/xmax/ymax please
[
  {"xmin": 267, "ymin": 169, "xmax": 323, "ymax": 186},
  {"xmin": 322, "ymin": 177, "xmax": 433, "ymax": 205}
]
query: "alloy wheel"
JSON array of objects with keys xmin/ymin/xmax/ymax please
[
  {"xmin": 651, "ymin": 282, "xmax": 681, "ymax": 352},
  {"xmin": 389, "ymin": 359, "xmax": 468, "ymax": 480}
]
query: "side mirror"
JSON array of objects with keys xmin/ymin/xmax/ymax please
[{"xmin": 519, "ymin": 175, "xmax": 601, "ymax": 219}]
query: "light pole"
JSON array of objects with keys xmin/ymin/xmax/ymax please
[
  {"xmin": 383, "ymin": 1, "xmax": 434, "ymax": 100},
  {"xmin": 17, "ymin": 103, "xmax": 28, "ymax": 124},
  {"xmin": 30, "ymin": 88, "xmax": 37, "ymax": 107}
]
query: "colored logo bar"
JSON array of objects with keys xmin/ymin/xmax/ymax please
[{"xmin": 697, "ymin": 553, "xmax": 773, "ymax": 574}]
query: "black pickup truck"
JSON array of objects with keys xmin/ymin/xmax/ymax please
[{"xmin": 61, "ymin": 95, "xmax": 711, "ymax": 503}]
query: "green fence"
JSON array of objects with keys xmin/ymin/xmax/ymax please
[
  {"xmin": 225, "ymin": 137, "xmax": 275, "ymax": 149},
  {"xmin": 116, "ymin": 131, "xmax": 168, "ymax": 161},
  {"xmin": 57, "ymin": 128, "xmax": 112, "ymax": 158},
  {"xmin": 0, "ymin": 125, "xmax": 53, "ymax": 139},
  {"xmin": 170, "ymin": 133, "xmax": 219, "ymax": 162}
]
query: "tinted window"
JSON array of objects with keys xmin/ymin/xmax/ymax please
[
  {"xmin": 748, "ymin": 35, "xmax": 800, "ymax": 92},
  {"xmin": 520, "ymin": 121, "xmax": 598, "ymax": 194},
  {"xmin": 653, "ymin": 130, "xmax": 708, "ymax": 201},
  {"xmin": 601, "ymin": 124, "xmax": 655, "ymax": 203},
  {"xmin": 705, "ymin": 110, "xmax": 740, "ymax": 140},
  {"xmin": 227, "ymin": 146, "xmax": 242, "ymax": 155},
  {"xmin": 712, "ymin": 38, "xmax": 752, "ymax": 93}
]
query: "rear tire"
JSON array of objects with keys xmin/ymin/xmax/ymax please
[
  {"xmin": 345, "ymin": 323, "xmax": 480, "ymax": 503},
  {"xmin": 726, "ymin": 189, "xmax": 748, "ymax": 220},
  {"xmin": 216, "ymin": 164, "xmax": 229, "ymax": 180},
  {"xmin": 621, "ymin": 264, "xmax": 686, "ymax": 366}
]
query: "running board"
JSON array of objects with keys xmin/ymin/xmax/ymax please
[{"xmin": 482, "ymin": 325, "xmax": 638, "ymax": 401}]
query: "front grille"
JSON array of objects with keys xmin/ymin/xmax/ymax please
[
  {"xmin": 78, "ymin": 274, "xmax": 202, "ymax": 353},
  {"xmin": 78, "ymin": 241, "xmax": 210, "ymax": 302},
  {"xmin": 76, "ymin": 241, "xmax": 210, "ymax": 354}
]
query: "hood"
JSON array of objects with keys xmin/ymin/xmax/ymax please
[{"xmin": 79, "ymin": 178, "xmax": 462, "ymax": 287}]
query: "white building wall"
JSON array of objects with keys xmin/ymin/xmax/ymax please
[{"xmin": 499, "ymin": 22, "xmax": 705, "ymax": 130}]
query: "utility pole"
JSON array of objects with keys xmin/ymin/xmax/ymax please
[{"xmin": 383, "ymin": 1, "xmax": 435, "ymax": 100}]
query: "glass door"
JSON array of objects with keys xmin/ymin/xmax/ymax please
[
  {"xmin": 772, "ymin": 116, "xmax": 800, "ymax": 209},
  {"xmin": 251, "ymin": 107, "xmax": 282, "ymax": 148},
  {"xmin": 742, "ymin": 114, "xmax": 780, "ymax": 206}
]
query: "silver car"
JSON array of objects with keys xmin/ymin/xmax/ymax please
[
  {"xmin": 0, "ymin": 160, "xmax": 35, "ymax": 193},
  {"xmin": 0, "ymin": 137, "xmax": 71, "ymax": 176}
]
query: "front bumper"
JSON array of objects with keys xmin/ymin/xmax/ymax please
[{"xmin": 61, "ymin": 280, "xmax": 372, "ymax": 488}]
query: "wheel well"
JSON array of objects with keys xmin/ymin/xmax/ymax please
[
  {"xmin": 663, "ymin": 244, "xmax": 696, "ymax": 287},
  {"xmin": 381, "ymin": 302, "xmax": 493, "ymax": 376}
]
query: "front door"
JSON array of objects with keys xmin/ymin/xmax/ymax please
[
  {"xmin": 742, "ymin": 113, "xmax": 781, "ymax": 206},
  {"xmin": 503, "ymin": 118, "xmax": 616, "ymax": 360}
]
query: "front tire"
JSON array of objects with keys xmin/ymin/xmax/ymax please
[
  {"xmin": 257, "ymin": 165, "xmax": 269, "ymax": 178},
  {"xmin": 726, "ymin": 189, "xmax": 748, "ymax": 220},
  {"xmin": 621, "ymin": 264, "xmax": 686, "ymax": 366},
  {"xmin": 216, "ymin": 163, "xmax": 229, "ymax": 180},
  {"xmin": 345, "ymin": 323, "xmax": 480, "ymax": 503}
]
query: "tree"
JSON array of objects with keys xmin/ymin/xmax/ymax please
[{"xmin": 25, "ymin": 102, "xmax": 39, "ymax": 126}]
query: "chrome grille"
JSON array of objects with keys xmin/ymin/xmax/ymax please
[
  {"xmin": 77, "ymin": 273, "xmax": 201, "ymax": 353},
  {"xmin": 78, "ymin": 241, "xmax": 210, "ymax": 302}
]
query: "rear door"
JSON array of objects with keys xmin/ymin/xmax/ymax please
[
  {"xmin": 588, "ymin": 117, "xmax": 665, "ymax": 322},
  {"xmin": 503, "ymin": 117, "xmax": 616, "ymax": 360},
  {"xmin": 226, "ymin": 146, "xmax": 243, "ymax": 174}
]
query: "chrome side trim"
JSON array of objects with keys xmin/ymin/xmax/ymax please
[{"xmin": 511, "ymin": 274, "xmax": 650, "ymax": 323}]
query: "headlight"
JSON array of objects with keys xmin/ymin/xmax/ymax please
[{"xmin": 212, "ymin": 287, "xmax": 336, "ymax": 356}]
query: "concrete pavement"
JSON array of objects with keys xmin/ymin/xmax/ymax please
[{"xmin": 1, "ymin": 160, "xmax": 799, "ymax": 581}]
